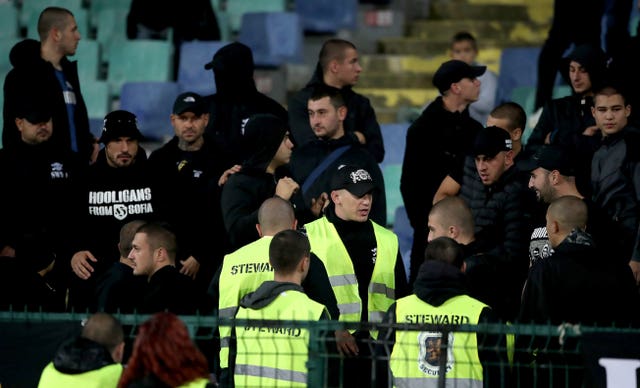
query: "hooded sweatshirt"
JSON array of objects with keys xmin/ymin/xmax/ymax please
[
  {"xmin": 2, "ymin": 39, "xmax": 93, "ymax": 162},
  {"xmin": 203, "ymin": 42, "xmax": 288, "ymax": 168}
]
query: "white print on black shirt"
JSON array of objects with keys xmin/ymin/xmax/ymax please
[{"xmin": 88, "ymin": 188, "xmax": 153, "ymax": 220}]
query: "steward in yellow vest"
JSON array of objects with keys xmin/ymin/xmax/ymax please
[{"xmin": 376, "ymin": 237, "xmax": 510, "ymax": 388}]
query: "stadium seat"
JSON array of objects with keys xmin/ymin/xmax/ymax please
[
  {"xmin": 293, "ymin": 0, "xmax": 357, "ymax": 33},
  {"xmin": 226, "ymin": 0, "xmax": 288, "ymax": 33},
  {"xmin": 118, "ymin": 81, "xmax": 180, "ymax": 142},
  {"xmin": 237, "ymin": 12, "xmax": 303, "ymax": 68},
  {"xmin": 106, "ymin": 39, "xmax": 174, "ymax": 98},
  {"xmin": 177, "ymin": 40, "xmax": 229, "ymax": 95},
  {"xmin": 0, "ymin": 3, "xmax": 20, "ymax": 40},
  {"xmin": 380, "ymin": 122, "xmax": 409, "ymax": 169},
  {"xmin": 382, "ymin": 163, "xmax": 404, "ymax": 227},
  {"xmin": 70, "ymin": 39, "xmax": 101, "ymax": 85},
  {"xmin": 495, "ymin": 46, "xmax": 541, "ymax": 106},
  {"xmin": 82, "ymin": 79, "xmax": 111, "ymax": 122},
  {"xmin": 95, "ymin": 8, "xmax": 130, "ymax": 61},
  {"xmin": 89, "ymin": 0, "xmax": 131, "ymax": 26},
  {"xmin": 392, "ymin": 205, "xmax": 413, "ymax": 281}
]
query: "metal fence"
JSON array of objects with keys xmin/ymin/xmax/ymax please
[{"xmin": 1, "ymin": 311, "xmax": 638, "ymax": 388}]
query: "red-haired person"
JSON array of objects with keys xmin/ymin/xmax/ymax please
[{"xmin": 118, "ymin": 312, "xmax": 214, "ymax": 387}]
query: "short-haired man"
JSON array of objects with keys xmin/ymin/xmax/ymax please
[
  {"xmin": 128, "ymin": 222, "xmax": 211, "ymax": 314},
  {"xmin": 38, "ymin": 312, "xmax": 125, "ymax": 387},
  {"xmin": 3, "ymin": 6, "xmax": 95, "ymax": 163},
  {"xmin": 289, "ymin": 84, "xmax": 387, "ymax": 226},
  {"xmin": 288, "ymin": 38, "xmax": 384, "ymax": 163},
  {"xmin": 401, "ymin": 59, "xmax": 485, "ymax": 285},
  {"xmin": 230, "ymin": 229, "xmax": 331, "ymax": 387}
]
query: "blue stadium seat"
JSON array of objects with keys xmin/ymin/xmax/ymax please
[
  {"xmin": 495, "ymin": 46, "xmax": 541, "ymax": 105},
  {"xmin": 380, "ymin": 122, "xmax": 409, "ymax": 169},
  {"xmin": 238, "ymin": 12, "xmax": 303, "ymax": 67},
  {"xmin": 118, "ymin": 81, "xmax": 180, "ymax": 142},
  {"xmin": 226, "ymin": 0, "xmax": 288, "ymax": 33},
  {"xmin": 293, "ymin": 0, "xmax": 357, "ymax": 33},
  {"xmin": 177, "ymin": 40, "xmax": 230, "ymax": 95},
  {"xmin": 392, "ymin": 205, "xmax": 412, "ymax": 281}
]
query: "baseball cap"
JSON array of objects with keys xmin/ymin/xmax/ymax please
[
  {"xmin": 518, "ymin": 145, "xmax": 576, "ymax": 176},
  {"xmin": 432, "ymin": 59, "xmax": 486, "ymax": 94},
  {"xmin": 15, "ymin": 93, "xmax": 53, "ymax": 124},
  {"xmin": 473, "ymin": 126, "xmax": 513, "ymax": 157},
  {"xmin": 172, "ymin": 92, "xmax": 206, "ymax": 115},
  {"xmin": 98, "ymin": 110, "xmax": 143, "ymax": 144},
  {"xmin": 330, "ymin": 164, "xmax": 376, "ymax": 197}
]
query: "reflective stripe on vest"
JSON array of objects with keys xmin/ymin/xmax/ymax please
[
  {"xmin": 218, "ymin": 237, "xmax": 275, "ymax": 369},
  {"xmin": 390, "ymin": 294, "xmax": 487, "ymax": 388},
  {"xmin": 234, "ymin": 290, "xmax": 326, "ymax": 387},
  {"xmin": 305, "ymin": 217, "xmax": 398, "ymax": 332}
]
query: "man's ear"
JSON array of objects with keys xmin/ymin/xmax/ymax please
[
  {"xmin": 511, "ymin": 127, "xmax": 523, "ymax": 142},
  {"xmin": 112, "ymin": 342, "xmax": 125, "ymax": 364},
  {"xmin": 256, "ymin": 224, "xmax": 263, "ymax": 237},
  {"xmin": 448, "ymin": 225, "xmax": 458, "ymax": 239},
  {"xmin": 330, "ymin": 190, "xmax": 340, "ymax": 205}
]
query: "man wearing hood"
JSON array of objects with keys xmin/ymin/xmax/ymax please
[
  {"xmin": 376, "ymin": 237, "xmax": 507, "ymax": 388},
  {"xmin": 38, "ymin": 312, "xmax": 125, "ymax": 387},
  {"xmin": 220, "ymin": 113, "xmax": 296, "ymax": 251},
  {"xmin": 202, "ymin": 42, "xmax": 288, "ymax": 168},
  {"xmin": 69, "ymin": 110, "xmax": 157, "ymax": 311},
  {"xmin": 526, "ymin": 43, "xmax": 608, "ymax": 197},
  {"xmin": 287, "ymin": 38, "xmax": 385, "ymax": 163},
  {"xmin": 2, "ymin": 7, "xmax": 95, "ymax": 163}
]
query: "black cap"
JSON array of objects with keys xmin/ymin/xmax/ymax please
[
  {"xmin": 518, "ymin": 145, "xmax": 576, "ymax": 176},
  {"xmin": 172, "ymin": 92, "xmax": 206, "ymax": 115},
  {"xmin": 99, "ymin": 110, "xmax": 143, "ymax": 144},
  {"xmin": 330, "ymin": 164, "xmax": 376, "ymax": 197},
  {"xmin": 432, "ymin": 59, "xmax": 486, "ymax": 94},
  {"xmin": 204, "ymin": 41, "xmax": 254, "ymax": 72},
  {"xmin": 473, "ymin": 126, "xmax": 512, "ymax": 157},
  {"xmin": 15, "ymin": 93, "xmax": 53, "ymax": 124}
]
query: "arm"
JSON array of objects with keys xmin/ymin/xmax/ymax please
[
  {"xmin": 433, "ymin": 175, "xmax": 461, "ymax": 205},
  {"xmin": 525, "ymin": 102, "xmax": 554, "ymax": 154},
  {"xmin": 629, "ymin": 161, "xmax": 640, "ymax": 283},
  {"xmin": 394, "ymin": 250, "xmax": 410, "ymax": 299},
  {"xmin": 353, "ymin": 98, "xmax": 385, "ymax": 163},
  {"xmin": 303, "ymin": 253, "xmax": 340, "ymax": 320}
]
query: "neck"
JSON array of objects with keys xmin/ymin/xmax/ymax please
[
  {"xmin": 274, "ymin": 273, "xmax": 302, "ymax": 285},
  {"xmin": 40, "ymin": 42, "xmax": 63, "ymax": 70},
  {"xmin": 119, "ymin": 257, "xmax": 135, "ymax": 269},
  {"xmin": 177, "ymin": 136, "xmax": 204, "ymax": 151},
  {"xmin": 323, "ymin": 74, "xmax": 344, "ymax": 89},
  {"xmin": 554, "ymin": 184, "xmax": 583, "ymax": 200},
  {"xmin": 456, "ymin": 234, "xmax": 475, "ymax": 245},
  {"xmin": 442, "ymin": 94, "xmax": 468, "ymax": 113}
]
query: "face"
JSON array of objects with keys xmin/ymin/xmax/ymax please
[
  {"xmin": 528, "ymin": 167, "xmax": 554, "ymax": 203},
  {"xmin": 129, "ymin": 232, "xmax": 155, "ymax": 277},
  {"xmin": 475, "ymin": 151, "xmax": 509, "ymax": 186},
  {"xmin": 450, "ymin": 40, "xmax": 477, "ymax": 65},
  {"xmin": 171, "ymin": 112, "xmax": 208, "ymax": 144},
  {"xmin": 15, "ymin": 117, "xmax": 53, "ymax": 145},
  {"xmin": 427, "ymin": 212, "xmax": 448, "ymax": 242},
  {"xmin": 272, "ymin": 132, "xmax": 294, "ymax": 167},
  {"xmin": 335, "ymin": 47, "xmax": 362, "ymax": 87},
  {"xmin": 57, "ymin": 14, "xmax": 81, "ymax": 56},
  {"xmin": 105, "ymin": 137, "xmax": 139, "ymax": 168},
  {"xmin": 568, "ymin": 61, "xmax": 592, "ymax": 94},
  {"xmin": 456, "ymin": 77, "xmax": 481, "ymax": 103},
  {"xmin": 592, "ymin": 92, "xmax": 630, "ymax": 137},
  {"xmin": 308, "ymin": 97, "xmax": 346, "ymax": 139},
  {"xmin": 332, "ymin": 189, "xmax": 372, "ymax": 222}
]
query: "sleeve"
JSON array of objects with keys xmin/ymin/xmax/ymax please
[
  {"xmin": 525, "ymin": 102, "xmax": 554, "ymax": 155},
  {"xmin": 477, "ymin": 307, "xmax": 513, "ymax": 385},
  {"xmin": 630, "ymin": 161, "xmax": 640, "ymax": 262},
  {"xmin": 220, "ymin": 178, "xmax": 261, "ymax": 249},
  {"xmin": 357, "ymin": 99, "xmax": 385, "ymax": 164},
  {"xmin": 394, "ymin": 251, "xmax": 410, "ymax": 299},
  {"xmin": 303, "ymin": 253, "xmax": 340, "ymax": 320}
]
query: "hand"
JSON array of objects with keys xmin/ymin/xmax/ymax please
[
  {"xmin": 218, "ymin": 165, "xmax": 242, "ymax": 186},
  {"xmin": 544, "ymin": 132, "xmax": 551, "ymax": 144},
  {"xmin": 275, "ymin": 177, "xmax": 300, "ymax": 200},
  {"xmin": 629, "ymin": 260, "xmax": 640, "ymax": 286},
  {"xmin": 335, "ymin": 330, "xmax": 359, "ymax": 357},
  {"xmin": 90, "ymin": 139, "xmax": 100, "ymax": 165},
  {"xmin": 582, "ymin": 125, "xmax": 600, "ymax": 137},
  {"xmin": 0, "ymin": 245, "xmax": 16, "ymax": 257},
  {"xmin": 310, "ymin": 192, "xmax": 329, "ymax": 217},
  {"xmin": 180, "ymin": 256, "xmax": 201, "ymax": 279},
  {"xmin": 71, "ymin": 250, "xmax": 97, "ymax": 280}
]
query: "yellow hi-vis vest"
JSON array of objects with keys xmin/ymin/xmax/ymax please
[
  {"xmin": 218, "ymin": 236, "xmax": 275, "ymax": 369},
  {"xmin": 390, "ymin": 294, "xmax": 487, "ymax": 388},
  {"xmin": 38, "ymin": 362, "xmax": 122, "ymax": 388},
  {"xmin": 305, "ymin": 217, "xmax": 397, "ymax": 333},
  {"xmin": 234, "ymin": 289, "xmax": 327, "ymax": 387}
]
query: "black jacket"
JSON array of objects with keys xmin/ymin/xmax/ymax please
[
  {"xmin": 3, "ymin": 39, "xmax": 93, "ymax": 162},
  {"xmin": 289, "ymin": 133, "xmax": 387, "ymax": 226},
  {"xmin": 140, "ymin": 265, "xmax": 212, "ymax": 314},
  {"xmin": 287, "ymin": 63, "xmax": 385, "ymax": 163},
  {"xmin": 51, "ymin": 336, "xmax": 117, "ymax": 375}
]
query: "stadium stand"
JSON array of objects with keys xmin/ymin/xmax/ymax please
[
  {"xmin": 237, "ymin": 12, "xmax": 304, "ymax": 68},
  {"xmin": 177, "ymin": 40, "xmax": 229, "ymax": 95}
]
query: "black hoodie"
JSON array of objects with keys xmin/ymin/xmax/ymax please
[{"xmin": 2, "ymin": 39, "xmax": 93, "ymax": 162}]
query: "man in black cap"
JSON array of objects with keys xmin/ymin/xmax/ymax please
[
  {"xmin": 148, "ymin": 92, "xmax": 229, "ymax": 292},
  {"xmin": 459, "ymin": 126, "xmax": 536, "ymax": 321},
  {"xmin": 0, "ymin": 92, "xmax": 86, "ymax": 311},
  {"xmin": 303, "ymin": 163, "xmax": 409, "ymax": 388},
  {"xmin": 69, "ymin": 110, "xmax": 157, "ymax": 311},
  {"xmin": 400, "ymin": 59, "xmax": 485, "ymax": 285},
  {"xmin": 201, "ymin": 42, "xmax": 288, "ymax": 170}
]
